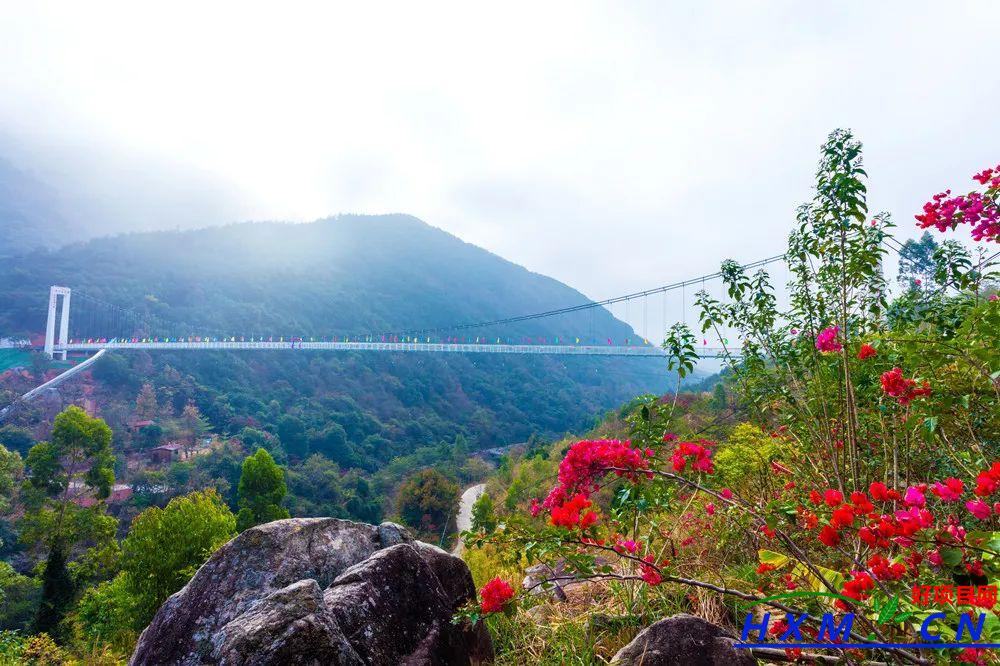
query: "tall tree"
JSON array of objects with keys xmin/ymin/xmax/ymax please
[
  {"xmin": 181, "ymin": 401, "xmax": 209, "ymax": 442},
  {"xmin": 897, "ymin": 231, "xmax": 939, "ymax": 287},
  {"xmin": 134, "ymin": 383, "xmax": 159, "ymax": 420},
  {"xmin": 21, "ymin": 406, "xmax": 116, "ymax": 637},
  {"xmin": 236, "ymin": 448, "xmax": 290, "ymax": 531}
]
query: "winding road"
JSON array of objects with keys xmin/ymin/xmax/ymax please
[{"xmin": 452, "ymin": 483, "xmax": 486, "ymax": 555}]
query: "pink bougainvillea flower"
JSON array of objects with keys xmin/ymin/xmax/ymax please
[
  {"xmin": 670, "ymin": 439, "xmax": 715, "ymax": 475},
  {"xmin": 479, "ymin": 577, "xmax": 515, "ymax": 614},
  {"xmin": 705, "ymin": 503, "xmax": 716, "ymax": 516},
  {"xmin": 916, "ymin": 169, "xmax": 1000, "ymax": 244},
  {"xmin": 957, "ymin": 647, "xmax": 987, "ymax": 665},
  {"xmin": 966, "ymin": 499, "xmax": 992, "ymax": 520},
  {"xmin": 616, "ymin": 539, "xmax": 638, "ymax": 554},
  {"xmin": 903, "ymin": 486, "xmax": 926, "ymax": 508},
  {"xmin": 529, "ymin": 498, "xmax": 541, "ymax": 517},
  {"xmin": 544, "ymin": 439, "xmax": 648, "ymax": 507},
  {"xmin": 931, "ymin": 478, "xmax": 964, "ymax": 502},
  {"xmin": 719, "ymin": 488, "xmax": 733, "ymax": 500},
  {"xmin": 857, "ymin": 343, "xmax": 877, "ymax": 360},
  {"xmin": 815, "ymin": 326, "xmax": 842, "ymax": 353},
  {"xmin": 640, "ymin": 555, "xmax": 663, "ymax": 585}
]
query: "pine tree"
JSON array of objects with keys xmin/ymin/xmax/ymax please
[{"xmin": 33, "ymin": 544, "xmax": 74, "ymax": 638}]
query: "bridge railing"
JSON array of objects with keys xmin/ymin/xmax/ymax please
[{"xmin": 53, "ymin": 340, "xmax": 738, "ymax": 358}]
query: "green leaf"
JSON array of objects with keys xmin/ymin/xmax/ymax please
[
  {"xmin": 758, "ymin": 550, "xmax": 790, "ymax": 567},
  {"xmin": 940, "ymin": 547, "xmax": 963, "ymax": 567},
  {"xmin": 877, "ymin": 594, "xmax": 899, "ymax": 625}
]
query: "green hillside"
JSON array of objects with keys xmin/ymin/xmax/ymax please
[{"xmin": 0, "ymin": 215, "xmax": 671, "ymax": 470}]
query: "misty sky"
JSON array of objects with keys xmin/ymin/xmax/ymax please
[{"xmin": 2, "ymin": 1, "xmax": 999, "ymax": 316}]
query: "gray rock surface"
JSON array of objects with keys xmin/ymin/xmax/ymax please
[
  {"xmin": 612, "ymin": 614, "xmax": 755, "ymax": 666},
  {"xmin": 130, "ymin": 518, "xmax": 491, "ymax": 665}
]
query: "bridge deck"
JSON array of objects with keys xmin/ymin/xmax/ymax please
[{"xmin": 56, "ymin": 341, "xmax": 732, "ymax": 358}]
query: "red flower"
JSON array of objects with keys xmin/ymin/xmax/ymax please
[
  {"xmin": 974, "ymin": 462, "xmax": 1000, "ymax": 497},
  {"xmin": 818, "ymin": 525, "xmax": 841, "ymax": 547},
  {"xmin": 831, "ymin": 505, "xmax": 855, "ymax": 529},
  {"xmin": 550, "ymin": 493, "xmax": 593, "ymax": 528},
  {"xmin": 857, "ymin": 343, "xmax": 877, "ymax": 360},
  {"xmin": 479, "ymin": 577, "xmax": 515, "ymax": 614},
  {"xmin": 931, "ymin": 478, "xmax": 964, "ymax": 502},
  {"xmin": 880, "ymin": 368, "xmax": 931, "ymax": 406},
  {"xmin": 809, "ymin": 490, "xmax": 823, "ymax": 505},
  {"xmin": 835, "ymin": 572, "xmax": 874, "ymax": 610},
  {"xmin": 868, "ymin": 481, "xmax": 889, "ymax": 502},
  {"xmin": 867, "ymin": 554, "xmax": 906, "ymax": 581},
  {"xmin": 823, "ymin": 489, "xmax": 844, "ymax": 507},
  {"xmin": 671, "ymin": 439, "xmax": 716, "ymax": 475},
  {"xmin": 850, "ymin": 491, "xmax": 874, "ymax": 515}
]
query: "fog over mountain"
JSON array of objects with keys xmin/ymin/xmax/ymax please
[{"xmin": 0, "ymin": 135, "xmax": 250, "ymax": 256}]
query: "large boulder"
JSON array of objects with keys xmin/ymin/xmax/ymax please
[
  {"xmin": 611, "ymin": 614, "xmax": 755, "ymax": 666},
  {"xmin": 130, "ymin": 518, "xmax": 491, "ymax": 665}
]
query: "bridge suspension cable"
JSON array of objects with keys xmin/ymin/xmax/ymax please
[{"xmin": 396, "ymin": 253, "xmax": 787, "ymax": 337}]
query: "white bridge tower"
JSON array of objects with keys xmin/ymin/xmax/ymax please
[{"xmin": 44, "ymin": 286, "xmax": 71, "ymax": 359}]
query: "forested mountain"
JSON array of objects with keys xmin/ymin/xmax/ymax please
[{"xmin": 0, "ymin": 214, "xmax": 671, "ymax": 466}]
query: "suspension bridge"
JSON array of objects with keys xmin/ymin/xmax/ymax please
[
  {"xmin": 0, "ymin": 251, "xmax": 796, "ymax": 422},
  {"xmin": 37, "ymin": 255, "xmax": 785, "ymax": 361}
]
